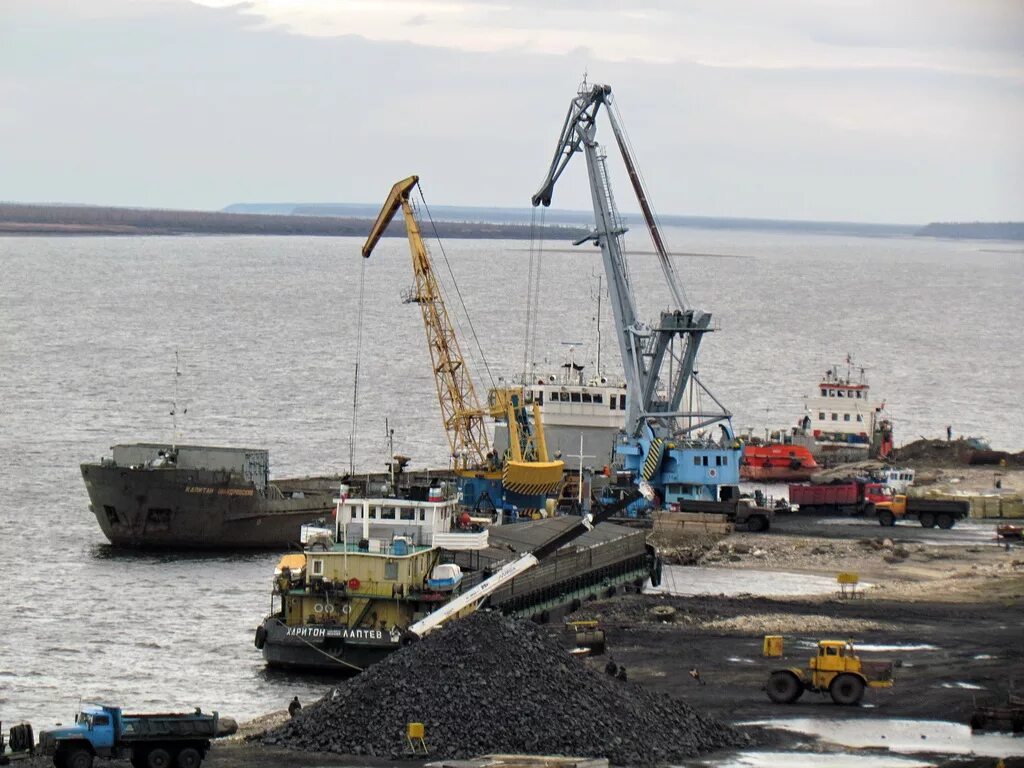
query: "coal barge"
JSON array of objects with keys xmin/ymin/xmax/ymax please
[
  {"xmin": 255, "ymin": 488, "xmax": 660, "ymax": 673},
  {"xmin": 81, "ymin": 443, "xmax": 342, "ymax": 549}
]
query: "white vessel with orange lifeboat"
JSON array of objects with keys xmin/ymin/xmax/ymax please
[{"xmin": 795, "ymin": 360, "xmax": 893, "ymax": 464}]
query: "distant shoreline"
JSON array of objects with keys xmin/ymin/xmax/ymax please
[{"xmin": 0, "ymin": 203, "xmax": 588, "ymax": 240}]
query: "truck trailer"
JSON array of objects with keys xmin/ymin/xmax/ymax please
[{"xmin": 788, "ymin": 480, "xmax": 892, "ymax": 515}]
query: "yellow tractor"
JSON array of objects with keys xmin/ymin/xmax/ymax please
[{"xmin": 766, "ymin": 639, "xmax": 894, "ymax": 706}]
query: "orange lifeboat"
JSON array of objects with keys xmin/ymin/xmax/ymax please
[{"xmin": 740, "ymin": 444, "xmax": 819, "ymax": 482}]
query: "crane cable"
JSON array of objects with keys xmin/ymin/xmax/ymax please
[
  {"xmin": 416, "ymin": 182, "xmax": 497, "ymax": 392},
  {"xmin": 522, "ymin": 207, "xmax": 538, "ymax": 383},
  {"xmin": 610, "ymin": 99, "xmax": 690, "ymax": 310},
  {"xmin": 523, "ymin": 206, "xmax": 546, "ymax": 383},
  {"xmin": 347, "ymin": 255, "xmax": 368, "ymax": 475}
]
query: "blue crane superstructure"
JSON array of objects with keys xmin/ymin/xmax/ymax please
[{"xmin": 532, "ymin": 82, "xmax": 741, "ymax": 507}]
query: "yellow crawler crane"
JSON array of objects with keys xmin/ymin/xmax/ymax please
[{"xmin": 362, "ymin": 176, "xmax": 563, "ymax": 512}]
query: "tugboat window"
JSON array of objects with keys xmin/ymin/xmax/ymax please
[
  {"xmin": 844, "ymin": 414, "xmax": 851, "ymax": 421},
  {"xmin": 311, "ymin": 559, "xmax": 324, "ymax": 576},
  {"xmin": 582, "ymin": 393, "xmax": 592, "ymax": 403},
  {"xmin": 382, "ymin": 507, "xmax": 397, "ymax": 520},
  {"xmin": 819, "ymin": 412, "xmax": 826, "ymax": 420},
  {"xmin": 610, "ymin": 398, "xmax": 616, "ymax": 410},
  {"xmin": 400, "ymin": 508, "xmax": 415, "ymax": 520},
  {"xmin": 693, "ymin": 456, "xmax": 701, "ymax": 466},
  {"xmin": 384, "ymin": 561, "xmax": 398, "ymax": 580},
  {"xmin": 571, "ymin": 392, "xmax": 581, "ymax": 403},
  {"xmin": 832, "ymin": 413, "xmax": 838, "ymax": 421},
  {"xmin": 857, "ymin": 415, "xmax": 864, "ymax": 422},
  {"xmin": 619, "ymin": 395, "xmax": 626, "ymax": 409},
  {"xmin": 594, "ymin": 394, "xmax": 603, "ymax": 404}
]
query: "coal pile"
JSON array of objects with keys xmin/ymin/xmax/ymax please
[{"xmin": 264, "ymin": 611, "xmax": 747, "ymax": 765}]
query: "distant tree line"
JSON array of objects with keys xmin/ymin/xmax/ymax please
[
  {"xmin": 916, "ymin": 222, "xmax": 1024, "ymax": 241},
  {"xmin": 0, "ymin": 203, "xmax": 588, "ymax": 240}
]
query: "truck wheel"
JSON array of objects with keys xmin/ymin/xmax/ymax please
[
  {"xmin": 829, "ymin": 673, "xmax": 865, "ymax": 705},
  {"xmin": 766, "ymin": 671, "xmax": 803, "ymax": 704},
  {"xmin": 147, "ymin": 748, "xmax": 173, "ymax": 768},
  {"xmin": 176, "ymin": 747, "xmax": 202, "ymax": 768},
  {"xmin": 66, "ymin": 748, "xmax": 93, "ymax": 768},
  {"xmin": 878, "ymin": 510, "xmax": 895, "ymax": 527},
  {"xmin": 919, "ymin": 512, "xmax": 936, "ymax": 528},
  {"xmin": 937, "ymin": 513, "xmax": 955, "ymax": 530},
  {"xmin": 746, "ymin": 515, "xmax": 769, "ymax": 533}
]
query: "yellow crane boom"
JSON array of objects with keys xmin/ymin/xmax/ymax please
[{"xmin": 361, "ymin": 175, "xmax": 491, "ymax": 473}]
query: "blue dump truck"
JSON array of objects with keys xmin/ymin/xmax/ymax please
[{"xmin": 32, "ymin": 704, "xmax": 236, "ymax": 768}]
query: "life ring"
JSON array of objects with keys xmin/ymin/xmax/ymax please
[
  {"xmin": 708, "ymin": 468, "xmax": 718, "ymax": 478},
  {"xmin": 348, "ymin": 578, "xmax": 361, "ymax": 590}
]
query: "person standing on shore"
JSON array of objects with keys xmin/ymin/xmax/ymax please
[
  {"xmin": 946, "ymin": 425, "xmax": 952, "ymax": 441},
  {"xmin": 288, "ymin": 696, "xmax": 302, "ymax": 718}
]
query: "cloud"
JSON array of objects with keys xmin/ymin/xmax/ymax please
[
  {"xmin": 0, "ymin": 0, "xmax": 1020, "ymax": 221},
  {"xmin": 191, "ymin": 0, "xmax": 1024, "ymax": 79}
]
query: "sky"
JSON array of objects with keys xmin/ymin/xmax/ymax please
[{"xmin": 1, "ymin": 0, "xmax": 1022, "ymax": 223}]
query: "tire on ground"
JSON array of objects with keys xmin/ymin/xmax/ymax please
[
  {"xmin": 766, "ymin": 671, "xmax": 803, "ymax": 704},
  {"xmin": 878, "ymin": 510, "xmax": 895, "ymax": 527},
  {"xmin": 937, "ymin": 513, "xmax": 955, "ymax": 529},
  {"xmin": 829, "ymin": 673, "xmax": 866, "ymax": 705},
  {"xmin": 919, "ymin": 512, "xmax": 936, "ymax": 528}
]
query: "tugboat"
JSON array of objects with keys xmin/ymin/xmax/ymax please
[
  {"xmin": 81, "ymin": 443, "xmax": 340, "ymax": 549},
  {"xmin": 255, "ymin": 484, "xmax": 659, "ymax": 673}
]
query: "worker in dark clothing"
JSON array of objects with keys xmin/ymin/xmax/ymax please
[
  {"xmin": 616, "ymin": 665, "xmax": 627, "ymax": 682},
  {"xmin": 689, "ymin": 667, "xmax": 706, "ymax": 686},
  {"xmin": 288, "ymin": 696, "xmax": 302, "ymax": 718},
  {"xmin": 946, "ymin": 425, "xmax": 953, "ymax": 441},
  {"xmin": 605, "ymin": 658, "xmax": 618, "ymax": 677}
]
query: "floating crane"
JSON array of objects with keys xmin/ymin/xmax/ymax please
[
  {"xmin": 362, "ymin": 175, "xmax": 564, "ymax": 515},
  {"xmin": 532, "ymin": 82, "xmax": 741, "ymax": 505}
]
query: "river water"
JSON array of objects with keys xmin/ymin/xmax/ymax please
[{"xmin": 1, "ymin": 228, "xmax": 1021, "ymax": 728}]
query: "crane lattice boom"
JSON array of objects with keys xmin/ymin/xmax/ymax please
[{"xmin": 362, "ymin": 176, "xmax": 490, "ymax": 472}]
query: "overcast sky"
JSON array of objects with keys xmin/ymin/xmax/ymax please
[{"xmin": 2, "ymin": 0, "xmax": 1021, "ymax": 223}]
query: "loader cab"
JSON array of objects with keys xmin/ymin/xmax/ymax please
[{"xmin": 811, "ymin": 640, "xmax": 858, "ymax": 673}]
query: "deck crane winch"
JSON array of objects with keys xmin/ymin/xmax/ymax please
[
  {"xmin": 532, "ymin": 82, "xmax": 741, "ymax": 505},
  {"xmin": 362, "ymin": 175, "xmax": 564, "ymax": 516}
]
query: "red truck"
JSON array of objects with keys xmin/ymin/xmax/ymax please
[{"xmin": 788, "ymin": 481, "xmax": 893, "ymax": 515}]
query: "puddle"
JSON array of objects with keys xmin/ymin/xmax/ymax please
[
  {"xmin": 941, "ymin": 682, "xmax": 984, "ymax": 690},
  {"xmin": 744, "ymin": 717, "xmax": 1024, "ymax": 758},
  {"xmin": 647, "ymin": 566, "xmax": 842, "ymax": 597},
  {"xmin": 684, "ymin": 752, "xmax": 933, "ymax": 767}
]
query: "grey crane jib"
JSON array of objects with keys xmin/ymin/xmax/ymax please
[{"xmin": 532, "ymin": 83, "xmax": 722, "ymax": 439}]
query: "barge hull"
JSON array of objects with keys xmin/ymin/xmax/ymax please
[{"xmin": 81, "ymin": 462, "xmax": 335, "ymax": 549}]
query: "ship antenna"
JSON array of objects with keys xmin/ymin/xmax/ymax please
[
  {"xmin": 590, "ymin": 271, "xmax": 603, "ymax": 379},
  {"xmin": 170, "ymin": 349, "xmax": 186, "ymax": 452}
]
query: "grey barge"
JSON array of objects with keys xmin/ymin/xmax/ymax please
[{"xmin": 81, "ymin": 443, "xmax": 343, "ymax": 549}]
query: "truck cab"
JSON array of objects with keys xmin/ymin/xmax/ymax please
[{"xmin": 37, "ymin": 705, "xmax": 123, "ymax": 768}]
